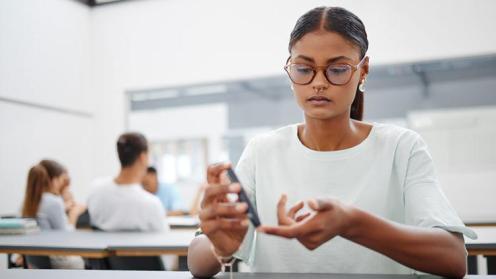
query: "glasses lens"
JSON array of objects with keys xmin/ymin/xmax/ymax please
[
  {"xmin": 287, "ymin": 64, "xmax": 314, "ymax": 84},
  {"xmin": 326, "ymin": 65, "xmax": 352, "ymax": 85}
]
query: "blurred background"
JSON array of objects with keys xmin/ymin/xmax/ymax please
[{"xmin": 1, "ymin": 0, "xmax": 495, "ymax": 262}]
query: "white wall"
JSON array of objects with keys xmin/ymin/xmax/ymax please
[
  {"xmin": 90, "ymin": 0, "xmax": 496, "ymax": 178},
  {"xmin": 409, "ymin": 107, "xmax": 496, "ymax": 223},
  {"xmin": 0, "ymin": 0, "xmax": 92, "ymax": 111},
  {"xmin": 128, "ymin": 103, "xmax": 228, "ymax": 164},
  {"xmin": 0, "ymin": 0, "xmax": 93, "ymax": 215}
]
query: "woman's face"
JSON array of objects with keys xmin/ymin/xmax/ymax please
[
  {"xmin": 289, "ymin": 30, "xmax": 368, "ymax": 121},
  {"xmin": 51, "ymin": 174, "xmax": 67, "ymax": 195}
]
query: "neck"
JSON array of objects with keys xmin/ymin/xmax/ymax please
[
  {"xmin": 46, "ymin": 189, "xmax": 59, "ymax": 195},
  {"xmin": 115, "ymin": 166, "xmax": 143, "ymax": 185},
  {"xmin": 301, "ymin": 113, "xmax": 358, "ymax": 151}
]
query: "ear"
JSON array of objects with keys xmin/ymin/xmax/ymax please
[
  {"xmin": 140, "ymin": 152, "xmax": 148, "ymax": 165},
  {"xmin": 360, "ymin": 56, "xmax": 370, "ymax": 81}
]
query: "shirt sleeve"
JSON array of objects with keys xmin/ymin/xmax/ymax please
[
  {"xmin": 403, "ymin": 133, "xmax": 477, "ymax": 240},
  {"xmin": 233, "ymin": 137, "xmax": 259, "ymax": 265},
  {"xmin": 169, "ymin": 186, "xmax": 184, "ymax": 211},
  {"xmin": 46, "ymin": 197, "xmax": 72, "ymax": 231},
  {"xmin": 149, "ymin": 198, "xmax": 167, "ymax": 232}
]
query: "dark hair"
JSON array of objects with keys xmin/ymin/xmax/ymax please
[
  {"xmin": 117, "ymin": 132, "xmax": 148, "ymax": 167},
  {"xmin": 147, "ymin": 166, "xmax": 157, "ymax": 174},
  {"xmin": 289, "ymin": 7, "xmax": 368, "ymax": 120},
  {"xmin": 22, "ymin": 160, "xmax": 66, "ymax": 218}
]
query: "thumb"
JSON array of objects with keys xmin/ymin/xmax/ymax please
[{"xmin": 308, "ymin": 198, "xmax": 334, "ymax": 211}]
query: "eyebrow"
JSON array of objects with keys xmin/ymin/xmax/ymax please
[{"xmin": 293, "ymin": 55, "xmax": 353, "ymax": 64}]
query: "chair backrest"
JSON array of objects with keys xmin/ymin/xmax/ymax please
[
  {"xmin": 25, "ymin": 255, "xmax": 52, "ymax": 269},
  {"xmin": 88, "ymin": 222, "xmax": 165, "ymax": 270},
  {"xmin": 75, "ymin": 210, "xmax": 91, "ymax": 229}
]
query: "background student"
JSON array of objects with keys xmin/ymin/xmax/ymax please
[
  {"xmin": 142, "ymin": 166, "xmax": 185, "ymax": 216},
  {"xmin": 21, "ymin": 159, "xmax": 86, "ymax": 269},
  {"xmin": 87, "ymin": 132, "xmax": 166, "ymax": 232}
]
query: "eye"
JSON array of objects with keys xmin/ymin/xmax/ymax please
[
  {"xmin": 293, "ymin": 64, "xmax": 314, "ymax": 75},
  {"xmin": 327, "ymin": 65, "xmax": 350, "ymax": 75}
]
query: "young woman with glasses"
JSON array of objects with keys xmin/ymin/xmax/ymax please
[{"xmin": 188, "ymin": 6, "xmax": 475, "ymax": 278}]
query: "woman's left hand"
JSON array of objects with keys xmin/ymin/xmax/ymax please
[{"xmin": 258, "ymin": 195, "xmax": 355, "ymax": 250}]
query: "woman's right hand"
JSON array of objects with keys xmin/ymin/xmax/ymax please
[{"xmin": 199, "ymin": 163, "xmax": 249, "ymax": 257}]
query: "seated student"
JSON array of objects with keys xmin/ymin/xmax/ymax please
[
  {"xmin": 21, "ymin": 159, "xmax": 86, "ymax": 269},
  {"xmin": 142, "ymin": 167, "xmax": 186, "ymax": 216},
  {"xmin": 60, "ymin": 171, "xmax": 87, "ymax": 217},
  {"xmin": 87, "ymin": 132, "xmax": 166, "ymax": 232},
  {"xmin": 188, "ymin": 6, "xmax": 476, "ymax": 278}
]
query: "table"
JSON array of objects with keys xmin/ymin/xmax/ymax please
[
  {"xmin": 466, "ymin": 227, "xmax": 496, "ymax": 256},
  {"xmin": 0, "ymin": 229, "xmax": 196, "ymax": 258},
  {"xmin": 1, "ymin": 270, "xmax": 496, "ymax": 279},
  {"xmin": 107, "ymin": 230, "xmax": 195, "ymax": 256}
]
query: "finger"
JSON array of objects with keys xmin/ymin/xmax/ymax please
[
  {"xmin": 199, "ymin": 202, "xmax": 248, "ymax": 220},
  {"xmin": 203, "ymin": 183, "xmax": 241, "ymax": 205},
  {"xmin": 219, "ymin": 170, "xmax": 231, "ymax": 185},
  {"xmin": 206, "ymin": 162, "xmax": 232, "ymax": 184},
  {"xmin": 258, "ymin": 224, "xmax": 303, "ymax": 239},
  {"xmin": 295, "ymin": 212, "xmax": 311, "ymax": 222},
  {"xmin": 276, "ymin": 194, "xmax": 288, "ymax": 224},
  {"xmin": 287, "ymin": 201, "xmax": 304, "ymax": 219},
  {"xmin": 201, "ymin": 218, "xmax": 249, "ymax": 234},
  {"xmin": 308, "ymin": 198, "xmax": 334, "ymax": 211}
]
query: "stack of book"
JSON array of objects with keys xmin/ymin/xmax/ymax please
[{"xmin": 0, "ymin": 218, "xmax": 39, "ymax": 235}]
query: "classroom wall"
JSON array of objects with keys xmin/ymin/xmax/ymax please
[
  {"xmin": 0, "ymin": 0, "xmax": 93, "ymax": 215},
  {"xmin": 408, "ymin": 107, "xmax": 496, "ymax": 223},
  {"xmin": 90, "ymin": 0, "xmax": 496, "ymax": 181}
]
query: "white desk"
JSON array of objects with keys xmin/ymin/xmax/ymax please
[
  {"xmin": 0, "ymin": 229, "xmax": 196, "ymax": 258},
  {"xmin": 2, "ymin": 270, "xmax": 496, "ymax": 279}
]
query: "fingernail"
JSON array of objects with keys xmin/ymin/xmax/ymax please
[{"xmin": 241, "ymin": 220, "xmax": 249, "ymax": 226}]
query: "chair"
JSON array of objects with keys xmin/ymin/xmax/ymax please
[
  {"xmin": 24, "ymin": 256, "xmax": 52, "ymax": 269},
  {"xmin": 88, "ymin": 224, "xmax": 166, "ymax": 271}
]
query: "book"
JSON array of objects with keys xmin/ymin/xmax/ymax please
[{"xmin": 0, "ymin": 218, "xmax": 39, "ymax": 234}]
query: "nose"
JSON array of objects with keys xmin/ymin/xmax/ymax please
[{"xmin": 312, "ymin": 69, "xmax": 330, "ymax": 93}]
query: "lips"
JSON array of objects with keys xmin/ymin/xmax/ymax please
[
  {"xmin": 308, "ymin": 96, "xmax": 330, "ymax": 101},
  {"xmin": 307, "ymin": 96, "xmax": 331, "ymax": 104}
]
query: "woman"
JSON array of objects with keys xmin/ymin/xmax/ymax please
[
  {"xmin": 21, "ymin": 159, "xmax": 86, "ymax": 269},
  {"xmin": 187, "ymin": 6, "xmax": 476, "ymax": 278}
]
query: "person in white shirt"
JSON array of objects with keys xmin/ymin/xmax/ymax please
[
  {"xmin": 88, "ymin": 132, "xmax": 166, "ymax": 232},
  {"xmin": 187, "ymin": 6, "xmax": 476, "ymax": 278}
]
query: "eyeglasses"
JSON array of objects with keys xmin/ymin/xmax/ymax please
[{"xmin": 284, "ymin": 56, "xmax": 367, "ymax": 86}]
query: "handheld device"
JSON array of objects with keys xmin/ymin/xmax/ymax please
[{"xmin": 226, "ymin": 168, "xmax": 261, "ymax": 227}]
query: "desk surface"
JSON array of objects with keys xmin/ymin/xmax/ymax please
[
  {"xmin": 465, "ymin": 226, "xmax": 496, "ymax": 255},
  {"xmin": 1, "ymin": 270, "xmax": 496, "ymax": 279},
  {"xmin": 0, "ymin": 229, "xmax": 196, "ymax": 257},
  {"xmin": 0, "ymin": 227, "xmax": 494, "ymax": 257}
]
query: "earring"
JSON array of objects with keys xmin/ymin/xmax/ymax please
[{"xmin": 358, "ymin": 79, "xmax": 366, "ymax": 93}]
